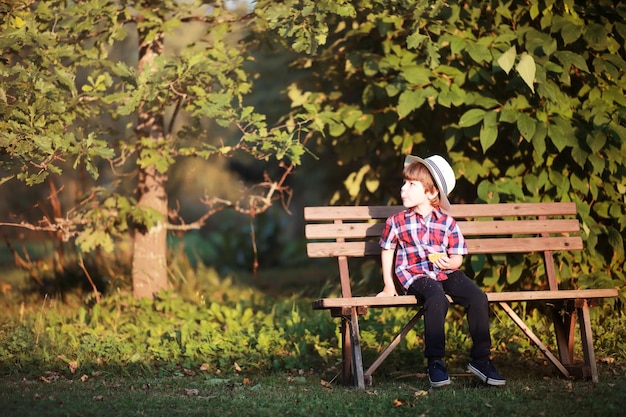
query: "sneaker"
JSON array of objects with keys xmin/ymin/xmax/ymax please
[
  {"xmin": 427, "ymin": 360, "xmax": 451, "ymax": 388},
  {"xmin": 468, "ymin": 359, "xmax": 506, "ymax": 386}
]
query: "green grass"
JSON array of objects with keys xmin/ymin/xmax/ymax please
[{"xmin": 1, "ymin": 367, "xmax": 625, "ymax": 417}]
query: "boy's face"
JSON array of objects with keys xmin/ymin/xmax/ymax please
[{"xmin": 401, "ymin": 179, "xmax": 438, "ymax": 209}]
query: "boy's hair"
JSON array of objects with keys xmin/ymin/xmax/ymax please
[{"xmin": 404, "ymin": 162, "xmax": 441, "ymax": 207}]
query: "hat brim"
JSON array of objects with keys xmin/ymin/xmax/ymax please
[{"xmin": 404, "ymin": 155, "xmax": 451, "ymax": 210}]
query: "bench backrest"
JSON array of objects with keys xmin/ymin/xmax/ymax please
[{"xmin": 304, "ymin": 202, "xmax": 582, "ymax": 297}]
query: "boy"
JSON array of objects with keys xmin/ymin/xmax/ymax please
[{"xmin": 376, "ymin": 155, "xmax": 505, "ymax": 388}]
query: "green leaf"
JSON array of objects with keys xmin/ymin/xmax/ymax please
[
  {"xmin": 407, "ymin": 32, "xmax": 427, "ymax": 49},
  {"xmin": 554, "ymin": 51, "xmax": 590, "ymax": 73},
  {"xmin": 507, "ymin": 263, "xmax": 524, "ymax": 285},
  {"xmin": 497, "ymin": 46, "xmax": 516, "ymax": 74},
  {"xmin": 397, "ymin": 89, "xmax": 426, "ymax": 119},
  {"xmin": 569, "ymin": 172, "xmax": 587, "ymax": 194},
  {"xmin": 76, "ymin": 229, "xmax": 114, "ymax": 253},
  {"xmin": 587, "ymin": 131, "xmax": 607, "ymax": 153},
  {"xmin": 517, "ymin": 113, "xmax": 536, "ymax": 141},
  {"xmin": 547, "ymin": 117, "xmax": 576, "ymax": 152},
  {"xmin": 571, "ymin": 146, "xmax": 589, "ymax": 168},
  {"xmin": 459, "ymin": 108, "xmax": 486, "ymax": 128},
  {"xmin": 480, "ymin": 124, "xmax": 498, "ymax": 153},
  {"xmin": 588, "ymin": 153, "xmax": 605, "ymax": 173},
  {"xmin": 608, "ymin": 227, "xmax": 625, "ymax": 259},
  {"xmin": 531, "ymin": 123, "xmax": 548, "ymax": 155},
  {"xmin": 516, "ymin": 53, "xmax": 536, "ymax": 93},
  {"xmin": 583, "ymin": 23, "xmax": 609, "ymax": 51},
  {"xmin": 403, "ymin": 66, "xmax": 431, "ymax": 86},
  {"xmin": 466, "ymin": 42, "xmax": 492, "ymax": 64},
  {"xmin": 477, "ymin": 180, "xmax": 500, "ymax": 203},
  {"xmin": 344, "ymin": 165, "xmax": 370, "ymax": 198},
  {"xmin": 560, "ymin": 21, "xmax": 583, "ymax": 45}
]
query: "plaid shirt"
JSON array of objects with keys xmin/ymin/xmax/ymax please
[{"xmin": 379, "ymin": 207, "xmax": 467, "ymax": 290}]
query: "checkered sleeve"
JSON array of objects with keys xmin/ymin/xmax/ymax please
[
  {"xmin": 379, "ymin": 216, "xmax": 398, "ymax": 250},
  {"xmin": 446, "ymin": 217, "xmax": 468, "ymax": 256}
]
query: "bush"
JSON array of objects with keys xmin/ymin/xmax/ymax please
[{"xmin": 0, "ymin": 266, "xmax": 624, "ymax": 380}]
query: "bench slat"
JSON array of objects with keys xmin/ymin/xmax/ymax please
[
  {"xmin": 312, "ymin": 289, "xmax": 619, "ymax": 309},
  {"xmin": 307, "ymin": 236, "xmax": 583, "ymax": 258},
  {"xmin": 305, "ymin": 219, "xmax": 580, "ymax": 239},
  {"xmin": 304, "ymin": 202, "xmax": 577, "ymax": 221}
]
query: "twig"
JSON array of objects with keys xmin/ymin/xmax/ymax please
[{"xmin": 78, "ymin": 255, "xmax": 101, "ymax": 304}]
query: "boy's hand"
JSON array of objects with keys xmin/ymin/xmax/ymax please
[
  {"xmin": 431, "ymin": 254, "xmax": 451, "ymax": 270},
  {"xmin": 430, "ymin": 253, "xmax": 463, "ymax": 270},
  {"xmin": 376, "ymin": 288, "xmax": 398, "ymax": 297}
]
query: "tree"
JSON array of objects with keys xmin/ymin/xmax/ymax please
[
  {"xmin": 0, "ymin": 0, "xmax": 310, "ymax": 299},
  {"xmin": 255, "ymin": 0, "xmax": 626, "ymax": 295}
]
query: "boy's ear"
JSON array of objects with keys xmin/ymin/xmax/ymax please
[{"xmin": 426, "ymin": 187, "xmax": 439, "ymax": 199}]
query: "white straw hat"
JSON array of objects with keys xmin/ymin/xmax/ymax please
[{"xmin": 404, "ymin": 155, "xmax": 456, "ymax": 210}]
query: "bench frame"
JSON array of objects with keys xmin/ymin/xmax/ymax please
[{"xmin": 305, "ymin": 203, "xmax": 618, "ymax": 388}]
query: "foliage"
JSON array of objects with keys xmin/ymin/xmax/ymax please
[
  {"xmin": 254, "ymin": 0, "xmax": 626, "ymax": 296},
  {"xmin": 0, "ymin": 268, "xmax": 339, "ymax": 375},
  {"xmin": 0, "ymin": 0, "xmax": 316, "ymax": 297},
  {"xmin": 1, "ymin": 265, "xmax": 624, "ymax": 381}
]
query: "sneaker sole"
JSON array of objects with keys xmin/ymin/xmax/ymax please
[
  {"xmin": 429, "ymin": 377, "xmax": 452, "ymax": 388},
  {"xmin": 467, "ymin": 364, "xmax": 506, "ymax": 386}
]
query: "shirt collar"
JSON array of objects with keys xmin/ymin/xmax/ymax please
[{"xmin": 404, "ymin": 207, "xmax": 443, "ymax": 219}]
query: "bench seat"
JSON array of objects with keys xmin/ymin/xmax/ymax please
[{"xmin": 313, "ymin": 289, "xmax": 619, "ymax": 310}]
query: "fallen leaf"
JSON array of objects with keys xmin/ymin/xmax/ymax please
[
  {"xmin": 320, "ymin": 380, "xmax": 332, "ymax": 389},
  {"xmin": 393, "ymin": 398, "xmax": 411, "ymax": 408},
  {"xmin": 69, "ymin": 361, "xmax": 78, "ymax": 374},
  {"xmin": 234, "ymin": 362, "xmax": 242, "ymax": 372},
  {"xmin": 80, "ymin": 374, "xmax": 89, "ymax": 382},
  {"xmin": 199, "ymin": 363, "xmax": 211, "ymax": 372},
  {"xmin": 92, "ymin": 395, "xmax": 105, "ymax": 401},
  {"xmin": 413, "ymin": 389, "xmax": 429, "ymax": 397},
  {"xmin": 600, "ymin": 357, "xmax": 615, "ymax": 364},
  {"xmin": 184, "ymin": 388, "xmax": 200, "ymax": 396},
  {"xmin": 183, "ymin": 368, "xmax": 196, "ymax": 376},
  {"xmin": 40, "ymin": 371, "xmax": 60, "ymax": 383}
]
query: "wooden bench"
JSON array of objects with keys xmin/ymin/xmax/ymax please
[{"xmin": 304, "ymin": 202, "xmax": 619, "ymax": 388}]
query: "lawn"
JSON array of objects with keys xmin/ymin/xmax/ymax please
[{"xmin": 1, "ymin": 362, "xmax": 625, "ymax": 417}]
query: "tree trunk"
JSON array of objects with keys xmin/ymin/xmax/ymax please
[
  {"xmin": 132, "ymin": 161, "xmax": 169, "ymax": 299},
  {"xmin": 132, "ymin": 27, "xmax": 169, "ymax": 299}
]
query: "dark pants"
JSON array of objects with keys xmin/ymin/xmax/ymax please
[{"xmin": 407, "ymin": 270, "xmax": 491, "ymax": 361}]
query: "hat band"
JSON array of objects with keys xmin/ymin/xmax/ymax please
[{"xmin": 426, "ymin": 160, "xmax": 447, "ymax": 195}]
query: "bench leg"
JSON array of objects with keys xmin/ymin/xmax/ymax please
[
  {"xmin": 552, "ymin": 300, "xmax": 599, "ymax": 382},
  {"xmin": 552, "ymin": 307, "xmax": 576, "ymax": 365},
  {"xmin": 552, "ymin": 306, "xmax": 575, "ymax": 366},
  {"xmin": 577, "ymin": 299, "xmax": 599, "ymax": 383},
  {"xmin": 498, "ymin": 302, "xmax": 571, "ymax": 379},
  {"xmin": 340, "ymin": 317, "xmax": 353, "ymax": 385},
  {"xmin": 364, "ymin": 307, "xmax": 424, "ymax": 383},
  {"xmin": 339, "ymin": 308, "xmax": 366, "ymax": 388},
  {"xmin": 347, "ymin": 307, "xmax": 365, "ymax": 388}
]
